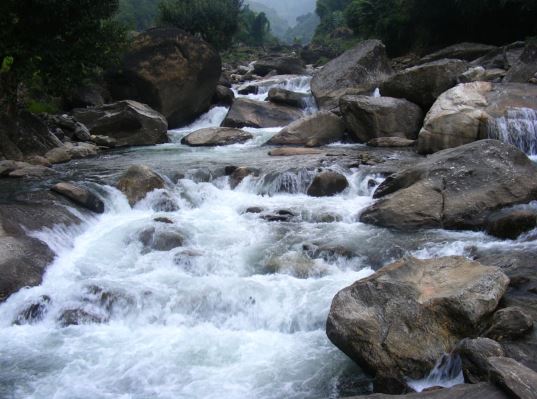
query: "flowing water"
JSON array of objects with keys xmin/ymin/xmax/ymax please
[
  {"xmin": 1, "ymin": 76, "xmax": 535, "ymax": 399},
  {"xmin": 488, "ymin": 107, "xmax": 537, "ymax": 157}
]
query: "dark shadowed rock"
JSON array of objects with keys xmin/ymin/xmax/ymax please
[
  {"xmin": 254, "ymin": 56, "xmax": 306, "ymax": 76},
  {"xmin": 267, "ymin": 88, "xmax": 309, "ymax": 108},
  {"xmin": 380, "ymin": 59, "xmax": 469, "ymax": 109},
  {"xmin": 472, "ymin": 42, "xmax": 526, "ymax": 70},
  {"xmin": 307, "ymin": 171, "xmax": 348, "ymax": 197},
  {"xmin": 181, "ymin": 127, "xmax": 252, "ymax": 147},
  {"xmin": 420, "ymin": 43, "xmax": 498, "ymax": 64},
  {"xmin": 340, "ymin": 95, "xmax": 423, "ymax": 142},
  {"xmin": 360, "ymin": 140, "xmax": 537, "ymax": 231},
  {"xmin": 213, "ymin": 85, "xmax": 235, "ymax": 106},
  {"xmin": 222, "ymin": 98, "xmax": 303, "ymax": 128},
  {"xmin": 73, "ymin": 100, "xmax": 168, "ymax": 147},
  {"xmin": 229, "ymin": 167, "xmax": 259, "ymax": 189},
  {"xmin": 139, "ymin": 226, "xmax": 184, "ymax": 252},
  {"xmin": 311, "ymin": 40, "xmax": 394, "ymax": 109},
  {"xmin": 504, "ymin": 42, "xmax": 537, "ymax": 84},
  {"xmin": 116, "ymin": 165, "xmax": 166, "ymax": 206},
  {"xmin": 351, "ymin": 383, "xmax": 508, "ymax": 399},
  {"xmin": 59, "ymin": 309, "xmax": 106, "ymax": 326},
  {"xmin": 485, "ymin": 307, "xmax": 534, "ymax": 341},
  {"xmin": 326, "ymin": 256, "xmax": 508, "ymax": 386},
  {"xmin": 485, "ymin": 209, "xmax": 537, "ymax": 239},
  {"xmin": 454, "ymin": 338, "xmax": 505, "ymax": 383},
  {"xmin": 487, "ymin": 357, "xmax": 537, "ymax": 399},
  {"xmin": 267, "ymin": 111, "xmax": 345, "ymax": 147},
  {"xmin": 107, "ymin": 28, "xmax": 221, "ymax": 128},
  {"xmin": 51, "ymin": 182, "xmax": 105, "ymax": 214}
]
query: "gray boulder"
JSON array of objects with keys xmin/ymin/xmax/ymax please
[
  {"xmin": 254, "ymin": 56, "xmax": 306, "ymax": 76},
  {"xmin": 51, "ymin": 182, "xmax": 105, "ymax": 214},
  {"xmin": 116, "ymin": 165, "xmax": 166, "ymax": 206},
  {"xmin": 487, "ymin": 357, "xmax": 537, "ymax": 399},
  {"xmin": 267, "ymin": 88, "xmax": 309, "ymax": 108},
  {"xmin": 222, "ymin": 98, "xmax": 303, "ymax": 129},
  {"xmin": 454, "ymin": 338, "xmax": 505, "ymax": 384},
  {"xmin": 307, "ymin": 171, "xmax": 348, "ymax": 197},
  {"xmin": 327, "ymin": 256, "xmax": 508, "ymax": 385},
  {"xmin": 360, "ymin": 140, "xmax": 537, "ymax": 231},
  {"xmin": 340, "ymin": 95, "xmax": 423, "ymax": 142},
  {"xmin": 73, "ymin": 100, "xmax": 168, "ymax": 147},
  {"xmin": 380, "ymin": 59, "xmax": 469, "ymax": 110},
  {"xmin": 267, "ymin": 111, "xmax": 345, "ymax": 147},
  {"xmin": 107, "ymin": 28, "xmax": 221, "ymax": 129},
  {"xmin": 484, "ymin": 307, "xmax": 534, "ymax": 341},
  {"xmin": 311, "ymin": 40, "xmax": 394, "ymax": 109},
  {"xmin": 181, "ymin": 127, "xmax": 252, "ymax": 147},
  {"xmin": 504, "ymin": 42, "xmax": 537, "ymax": 84},
  {"xmin": 420, "ymin": 43, "xmax": 498, "ymax": 64}
]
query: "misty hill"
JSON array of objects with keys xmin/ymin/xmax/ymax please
[{"xmin": 246, "ymin": 0, "xmax": 316, "ymax": 26}]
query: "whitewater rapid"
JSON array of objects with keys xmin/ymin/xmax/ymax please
[{"xmin": 0, "ymin": 75, "xmax": 529, "ymax": 399}]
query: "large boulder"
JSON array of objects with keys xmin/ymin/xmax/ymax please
[
  {"xmin": 72, "ymin": 100, "xmax": 168, "ymax": 147},
  {"xmin": 116, "ymin": 165, "xmax": 166, "ymax": 206},
  {"xmin": 267, "ymin": 111, "xmax": 345, "ymax": 146},
  {"xmin": 0, "ymin": 111, "xmax": 62, "ymax": 161},
  {"xmin": 107, "ymin": 27, "xmax": 221, "ymax": 129},
  {"xmin": 340, "ymin": 95, "xmax": 423, "ymax": 142},
  {"xmin": 487, "ymin": 357, "xmax": 537, "ymax": 399},
  {"xmin": 222, "ymin": 98, "xmax": 303, "ymax": 129},
  {"xmin": 420, "ymin": 43, "xmax": 498, "ymax": 64},
  {"xmin": 51, "ymin": 182, "xmax": 105, "ymax": 214},
  {"xmin": 267, "ymin": 88, "xmax": 310, "ymax": 108},
  {"xmin": 455, "ymin": 338, "xmax": 506, "ymax": 384},
  {"xmin": 307, "ymin": 171, "xmax": 349, "ymax": 197},
  {"xmin": 254, "ymin": 56, "xmax": 306, "ymax": 76},
  {"xmin": 311, "ymin": 40, "xmax": 394, "ymax": 110},
  {"xmin": 504, "ymin": 42, "xmax": 537, "ymax": 84},
  {"xmin": 181, "ymin": 127, "xmax": 252, "ymax": 147},
  {"xmin": 416, "ymin": 82, "xmax": 537, "ymax": 154},
  {"xmin": 326, "ymin": 256, "xmax": 508, "ymax": 387},
  {"xmin": 380, "ymin": 59, "xmax": 469, "ymax": 110},
  {"xmin": 360, "ymin": 140, "xmax": 537, "ymax": 231}
]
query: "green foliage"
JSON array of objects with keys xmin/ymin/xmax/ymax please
[
  {"xmin": 316, "ymin": 0, "xmax": 537, "ymax": 55},
  {"xmin": 158, "ymin": 0, "xmax": 243, "ymax": 49},
  {"xmin": 115, "ymin": 0, "xmax": 158, "ymax": 31},
  {"xmin": 283, "ymin": 13, "xmax": 320, "ymax": 45},
  {"xmin": 26, "ymin": 99, "xmax": 60, "ymax": 114},
  {"xmin": 0, "ymin": 0, "xmax": 127, "ymax": 113},
  {"xmin": 250, "ymin": 12, "xmax": 271, "ymax": 46}
]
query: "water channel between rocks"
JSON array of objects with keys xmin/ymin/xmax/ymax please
[{"xmin": 1, "ymin": 76, "xmax": 535, "ymax": 399}]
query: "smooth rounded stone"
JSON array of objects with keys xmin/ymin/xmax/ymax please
[
  {"xmin": 58, "ymin": 308, "xmax": 106, "ymax": 327},
  {"xmin": 51, "ymin": 182, "xmax": 105, "ymax": 214},
  {"xmin": 254, "ymin": 56, "xmax": 306, "ymax": 76},
  {"xmin": 107, "ymin": 27, "xmax": 221, "ymax": 129},
  {"xmin": 416, "ymin": 82, "xmax": 537, "ymax": 154},
  {"xmin": 138, "ymin": 226, "xmax": 184, "ymax": 252},
  {"xmin": 0, "ymin": 160, "xmax": 22, "ymax": 176},
  {"xmin": 380, "ymin": 59, "xmax": 469, "ymax": 110},
  {"xmin": 45, "ymin": 147, "xmax": 72, "ymax": 164},
  {"xmin": 311, "ymin": 40, "xmax": 394, "ymax": 109},
  {"xmin": 360, "ymin": 140, "xmax": 537, "ymax": 231},
  {"xmin": 245, "ymin": 207, "xmax": 263, "ymax": 214},
  {"xmin": 181, "ymin": 127, "xmax": 252, "ymax": 147},
  {"xmin": 24, "ymin": 155, "xmax": 51, "ymax": 167},
  {"xmin": 116, "ymin": 165, "xmax": 166, "ymax": 206},
  {"xmin": 368, "ymin": 137, "xmax": 416, "ymax": 147},
  {"xmin": 73, "ymin": 100, "xmax": 168, "ymax": 147},
  {"xmin": 485, "ymin": 307, "xmax": 534, "ymax": 341},
  {"xmin": 485, "ymin": 209, "xmax": 537, "ymax": 239},
  {"xmin": 64, "ymin": 142, "xmax": 99, "ymax": 159},
  {"xmin": 487, "ymin": 357, "xmax": 537, "ymax": 399},
  {"xmin": 229, "ymin": 167, "xmax": 258, "ymax": 189},
  {"xmin": 350, "ymin": 383, "xmax": 509, "ymax": 399},
  {"xmin": 268, "ymin": 147, "xmax": 323, "ymax": 156},
  {"xmin": 8, "ymin": 165, "xmax": 57, "ymax": 178},
  {"xmin": 73, "ymin": 122, "xmax": 91, "ymax": 141},
  {"xmin": 340, "ymin": 95, "xmax": 424, "ymax": 142},
  {"xmin": 307, "ymin": 171, "xmax": 349, "ymax": 197},
  {"xmin": 454, "ymin": 338, "xmax": 505, "ymax": 384},
  {"xmin": 213, "ymin": 85, "xmax": 235, "ymax": 106},
  {"xmin": 504, "ymin": 42, "xmax": 537, "ymax": 84},
  {"xmin": 326, "ymin": 256, "xmax": 509, "ymax": 387},
  {"xmin": 420, "ymin": 42, "xmax": 498, "ymax": 64},
  {"xmin": 458, "ymin": 66, "xmax": 506, "ymax": 83},
  {"xmin": 267, "ymin": 111, "xmax": 345, "ymax": 147},
  {"xmin": 221, "ymin": 98, "xmax": 303, "ymax": 129},
  {"xmin": 0, "ymin": 110, "xmax": 63, "ymax": 161},
  {"xmin": 91, "ymin": 134, "xmax": 117, "ymax": 148},
  {"xmin": 154, "ymin": 217, "xmax": 174, "ymax": 224},
  {"xmin": 267, "ymin": 88, "xmax": 309, "ymax": 108}
]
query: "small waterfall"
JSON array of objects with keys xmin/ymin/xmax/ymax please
[
  {"xmin": 488, "ymin": 107, "xmax": 537, "ymax": 155},
  {"xmin": 407, "ymin": 353, "xmax": 464, "ymax": 392}
]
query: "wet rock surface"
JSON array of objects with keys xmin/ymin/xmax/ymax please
[
  {"xmin": 116, "ymin": 165, "xmax": 166, "ymax": 206},
  {"xmin": 222, "ymin": 98, "xmax": 303, "ymax": 129},
  {"xmin": 181, "ymin": 127, "xmax": 252, "ymax": 147}
]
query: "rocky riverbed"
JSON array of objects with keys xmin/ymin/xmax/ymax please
[{"xmin": 1, "ymin": 29, "xmax": 537, "ymax": 399}]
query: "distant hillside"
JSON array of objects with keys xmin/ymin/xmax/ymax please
[
  {"xmin": 284, "ymin": 12, "xmax": 320, "ymax": 45},
  {"xmin": 247, "ymin": 1, "xmax": 290, "ymax": 40},
  {"xmin": 246, "ymin": 0, "xmax": 316, "ymax": 26}
]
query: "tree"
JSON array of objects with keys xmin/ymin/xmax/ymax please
[
  {"xmin": 158, "ymin": 0, "xmax": 243, "ymax": 50},
  {"xmin": 115, "ymin": 0, "xmax": 159, "ymax": 31},
  {"xmin": 251, "ymin": 12, "xmax": 271, "ymax": 47},
  {"xmin": 0, "ymin": 0, "xmax": 127, "ymax": 115}
]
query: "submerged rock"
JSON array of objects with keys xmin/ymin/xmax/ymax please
[
  {"xmin": 360, "ymin": 140, "xmax": 537, "ymax": 231},
  {"xmin": 138, "ymin": 226, "xmax": 184, "ymax": 252},
  {"xmin": 51, "ymin": 182, "xmax": 105, "ymax": 214},
  {"xmin": 107, "ymin": 27, "xmax": 221, "ymax": 128},
  {"xmin": 420, "ymin": 42, "xmax": 498, "ymax": 64},
  {"xmin": 73, "ymin": 100, "xmax": 168, "ymax": 147},
  {"xmin": 307, "ymin": 171, "xmax": 349, "ymax": 197},
  {"xmin": 116, "ymin": 165, "xmax": 166, "ymax": 206},
  {"xmin": 326, "ymin": 256, "xmax": 509, "ymax": 388},
  {"xmin": 340, "ymin": 95, "xmax": 423, "ymax": 142},
  {"xmin": 311, "ymin": 40, "xmax": 394, "ymax": 109},
  {"xmin": 267, "ymin": 111, "xmax": 345, "ymax": 147},
  {"xmin": 181, "ymin": 127, "xmax": 252, "ymax": 147},
  {"xmin": 222, "ymin": 98, "xmax": 303, "ymax": 129}
]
